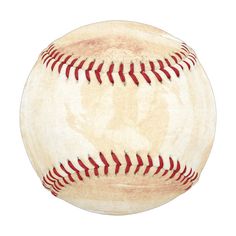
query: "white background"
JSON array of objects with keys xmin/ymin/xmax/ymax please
[{"xmin": 0, "ymin": 0, "xmax": 235, "ymax": 235}]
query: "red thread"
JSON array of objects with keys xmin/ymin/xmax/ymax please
[
  {"xmin": 171, "ymin": 55, "xmax": 184, "ymax": 70},
  {"xmin": 51, "ymin": 54, "xmax": 64, "ymax": 71},
  {"xmin": 176, "ymin": 165, "xmax": 187, "ymax": 181},
  {"xmin": 45, "ymin": 49, "xmax": 57, "ymax": 67},
  {"xmin": 165, "ymin": 59, "xmax": 180, "ymax": 77},
  {"xmin": 169, "ymin": 157, "xmax": 174, "ymax": 170},
  {"xmin": 42, "ymin": 152, "xmax": 199, "ymax": 196},
  {"xmin": 162, "ymin": 170, "xmax": 168, "ymax": 176},
  {"xmin": 181, "ymin": 44, "xmax": 190, "ymax": 52},
  {"xmin": 85, "ymin": 60, "xmax": 95, "ymax": 82},
  {"xmin": 41, "ymin": 44, "xmax": 54, "ymax": 58},
  {"xmin": 118, "ymin": 63, "xmax": 126, "ymax": 83},
  {"xmin": 157, "ymin": 60, "xmax": 171, "ymax": 79},
  {"xmin": 185, "ymin": 184, "xmax": 192, "ymax": 191},
  {"xmin": 174, "ymin": 52, "xmax": 182, "ymax": 60},
  {"xmin": 188, "ymin": 57, "xmax": 195, "ymax": 66},
  {"xmin": 134, "ymin": 154, "xmax": 143, "ymax": 174},
  {"xmin": 46, "ymin": 174, "xmax": 54, "ymax": 183},
  {"xmin": 183, "ymin": 60, "xmax": 191, "ymax": 70},
  {"xmin": 111, "ymin": 151, "xmax": 121, "ymax": 174},
  {"xmin": 53, "ymin": 182, "xmax": 61, "ymax": 191},
  {"xmin": 183, "ymin": 171, "xmax": 195, "ymax": 185},
  {"xmin": 154, "ymin": 155, "xmax": 164, "ymax": 175},
  {"xmin": 191, "ymin": 172, "xmax": 198, "ymax": 182},
  {"xmin": 189, "ymin": 53, "xmax": 197, "ymax": 62},
  {"xmin": 149, "ymin": 61, "xmax": 163, "ymax": 82},
  {"xmin": 55, "ymin": 179, "xmax": 64, "ymax": 188},
  {"xmin": 107, "ymin": 63, "xmax": 115, "ymax": 84},
  {"xmin": 60, "ymin": 163, "xmax": 75, "ymax": 183},
  {"xmin": 65, "ymin": 58, "xmax": 78, "ymax": 78},
  {"xmin": 140, "ymin": 63, "xmax": 151, "ymax": 84},
  {"xmin": 43, "ymin": 182, "xmax": 50, "ymax": 190},
  {"xmin": 58, "ymin": 55, "xmax": 72, "ymax": 73},
  {"xmin": 181, "ymin": 168, "xmax": 193, "ymax": 183},
  {"xmin": 143, "ymin": 155, "xmax": 153, "ymax": 175},
  {"xmin": 43, "ymin": 176, "xmax": 52, "ymax": 186},
  {"xmin": 125, "ymin": 153, "xmax": 132, "ymax": 174},
  {"xmin": 95, "ymin": 63, "xmax": 104, "ymax": 84},
  {"xmin": 74, "ymin": 60, "xmax": 86, "ymax": 81},
  {"xmin": 171, "ymin": 55, "xmax": 178, "ymax": 63},
  {"xmin": 129, "ymin": 63, "xmax": 139, "ymax": 85},
  {"xmin": 169, "ymin": 160, "xmax": 181, "ymax": 179},
  {"xmin": 78, "ymin": 159, "xmax": 90, "ymax": 177},
  {"xmin": 41, "ymin": 43, "xmax": 197, "ymax": 85},
  {"xmin": 68, "ymin": 160, "xmax": 83, "ymax": 181},
  {"xmin": 45, "ymin": 44, "xmax": 55, "ymax": 55},
  {"xmin": 51, "ymin": 190, "xmax": 58, "ymax": 196},
  {"xmin": 99, "ymin": 152, "xmax": 109, "ymax": 175},
  {"xmin": 42, "ymin": 54, "xmax": 52, "ymax": 64},
  {"xmin": 53, "ymin": 167, "xmax": 69, "ymax": 185},
  {"xmin": 88, "ymin": 157, "xmax": 99, "ymax": 176}
]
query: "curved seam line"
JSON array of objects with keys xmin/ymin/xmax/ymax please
[{"xmin": 41, "ymin": 44, "xmax": 197, "ymax": 74}]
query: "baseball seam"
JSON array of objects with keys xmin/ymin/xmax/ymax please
[
  {"xmin": 42, "ymin": 152, "xmax": 199, "ymax": 197},
  {"xmin": 40, "ymin": 43, "xmax": 197, "ymax": 85}
]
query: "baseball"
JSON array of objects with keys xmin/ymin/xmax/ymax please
[{"xmin": 20, "ymin": 21, "xmax": 216, "ymax": 215}]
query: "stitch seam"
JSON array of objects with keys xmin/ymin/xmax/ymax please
[
  {"xmin": 40, "ymin": 43, "xmax": 197, "ymax": 85},
  {"xmin": 42, "ymin": 152, "xmax": 199, "ymax": 197}
]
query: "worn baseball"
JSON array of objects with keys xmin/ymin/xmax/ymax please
[{"xmin": 20, "ymin": 21, "xmax": 216, "ymax": 215}]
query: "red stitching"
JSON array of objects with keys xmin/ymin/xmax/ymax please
[
  {"xmin": 165, "ymin": 59, "xmax": 180, "ymax": 77},
  {"xmin": 125, "ymin": 153, "xmax": 132, "ymax": 174},
  {"xmin": 78, "ymin": 159, "xmax": 90, "ymax": 177},
  {"xmin": 74, "ymin": 59, "xmax": 86, "ymax": 81},
  {"xmin": 181, "ymin": 168, "xmax": 192, "ymax": 183},
  {"xmin": 162, "ymin": 170, "xmax": 168, "ymax": 176},
  {"xmin": 95, "ymin": 63, "xmax": 104, "ymax": 84},
  {"xmin": 99, "ymin": 152, "xmax": 109, "ymax": 175},
  {"xmin": 45, "ymin": 49, "xmax": 57, "ymax": 67},
  {"xmin": 140, "ymin": 63, "xmax": 151, "ymax": 84},
  {"xmin": 134, "ymin": 154, "xmax": 143, "ymax": 174},
  {"xmin": 65, "ymin": 58, "xmax": 78, "ymax": 78},
  {"xmin": 183, "ymin": 171, "xmax": 196, "ymax": 185},
  {"xmin": 111, "ymin": 151, "xmax": 121, "ymax": 175},
  {"xmin": 174, "ymin": 52, "xmax": 182, "ymax": 60},
  {"xmin": 43, "ymin": 176, "xmax": 52, "ymax": 186},
  {"xmin": 42, "ymin": 152, "xmax": 199, "ymax": 196},
  {"xmin": 53, "ymin": 167, "xmax": 69, "ymax": 185},
  {"xmin": 181, "ymin": 44, "xmax": 190, "ymax": 53},
  {"xmin": 149, "ymin": 61, "xmax": 163, "ymax": 82},
  {"xmin": 176, "ymin": 165, "xmax": 187, "ymax": 181},
  {"xmin": 169, "ymin": 160, "xmax": 180, "ymax": 179},
  {"xmin": 107, "ymin": 63, "xmax": 115, "ymax": 84},
  {"xmin": 41, "ymin": 44, "xmax": 54, "ymax": 57},
  {"xmin": 183, "ymin": 60, "xmax": 191, "ymax": 70},
  {"xmin": 51, "ymin": 54, "xmax": 64, "ymax": 71},
  {"xmin": 153, "ymin": 155, "xmax": 164, "ymax": 175},
  {"xmin": 118, "ymin": 63, "xmax": 126, "ymax": 83},
  {"xmin": 60, "ymin": 163, "xmax": 75, "ymax": 183},
  {"xmin": 129, "ymin": 63, "xmax": 139, "ymax": 85},
  {"xmin": 169, "ymin": 157, "xmax": 174, "ymax": 170},
  {"xmin": 68, "ymin": 160, "xmax": 83, "ymax": 181},
  {"xmin": 88, "ymin": 156, "xmax": 99, "ymax": 176},
  {"xmin": 58, "ymin": 55, "xmax": 72, "ymax": 73},
  {"xmin": 143, "ymin": 155, "xmax": 153, "ymax": 175},
  {"xmin": 85, "ymin": 60, "xmax": 95, "ymax": 82},
  {"xmin": 189, "ymin": 53, "xmax": 197, "ymax": 62},
  {"xmin": 40, "ymin": 43, "xmax": 197, "ymax": 85},
  {"xmin": 157, "ymin": 59, "xmax": 171, "ymax": 80}
]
